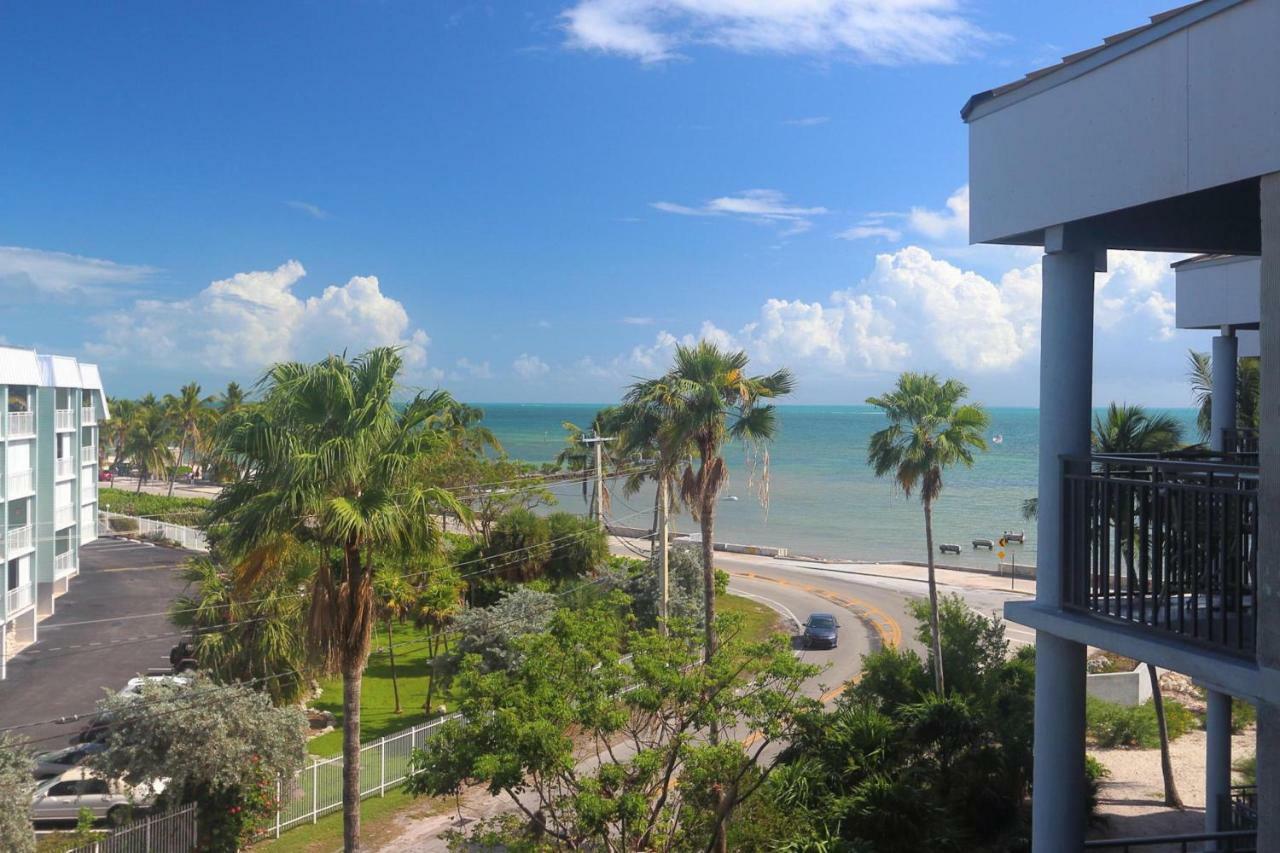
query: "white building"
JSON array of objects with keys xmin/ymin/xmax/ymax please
[
  {"xmin": 964, "ymin": 0, "xmax": 1277, "ymax": 849},
  {"xmin": 1, "ymin": 347, "xmax": 108, "ymax": 679}
]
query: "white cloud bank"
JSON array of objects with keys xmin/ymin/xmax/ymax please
[
  {"xmin": 0, "ymin": 246, "xmax": 154, "ymax": 295},
  {"xmin": 513, "ymin": 353, "xmax": 551, "ymax": 379},
  {"xmin": 85, "ymin": 260, "xmax": 434, "ymax": 375},
  {"xmin": 562, "ymin": 0, "xmax": 989, "ymax": 65}
]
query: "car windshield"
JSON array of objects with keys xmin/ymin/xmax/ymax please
[{"xmin": 808, "ymin": 615, "xmax": 835, "ymax": 629}]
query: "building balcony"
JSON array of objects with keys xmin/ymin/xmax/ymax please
[
  {"xmin": 80, "ymin": 477, "xmax": 96, "ymax": 503},
  {"xmin": 54, "ymin": 409, "xmax": 75, "ymax": 431},
  {"xmin": 6, "ymin": 469, "xmax": 33, "ymax": 497},
  {"xmin": 6, "ymin": 411, "xmax": 34, "ymax": 438},
  {"xmin": 81, "ymin": 406, "xmax": 96, "ymax": 425},
  {"xmin": 5, "ymin": 582, "xmax": 32, "ymax": 616},
  {"xmin": 53, "ymin": 550, "xmax": 75, "ymax": 578},
  {"xmin": 1062, "ymin": 455, "xmax": 1257, "ymax": 658},
  {"xmin": 80, "ymin": 445, "xmax": 96, "ymax": 466},
  {"xmin": 55, "ymin": 457, "xmax": 74, "ymax": 479},
  {"xmin": 5, "ymin": 525, "xmax": 33, "ymax": 555},
  {"xmin": 54, "ymin": 505, "xmax": 75, "ymax": 530}
]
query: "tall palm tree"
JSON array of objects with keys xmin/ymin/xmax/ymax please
[
  {"xmin": 164, "ymin": 382, "xmax": 216, "ymax": 496},
  {"xmin": 102, "ymin": 397, "xmax": 138, "ymax": 471},
  {"xmin": 1187, "ymin": 349, "xmax": 1260, "ymax": 443},
  {"xmin": 626, "ymin": 342, "xmax": 794, "ymax": 662},
  {"xmin": 207, "ymin": 348, "xmax": 466, "ymax": 852},
  {"xmin": 414, "ymin": 562, "xmax": 465, "ymax": 718},
  {"xmin": 373, "ymin": 568, "xmax": 417, "ymax": 715},
  {"xmin": 124, "ymin": 399, "xmax": 175, "ymax": 493},
  {"xmin": 1091, "ymin": 402, "xmax": 1185, "ymax": 809},
  {"xmin": 220, "ymin": 381, "xmax": 247, "ymax": 417},
  {"xmin": 866, "ymin": 373, "xmax": 989, "ymax": 695}
]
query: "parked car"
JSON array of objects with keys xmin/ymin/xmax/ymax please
[
  {"xmin": 117, "ymin": 674, "xmax": 192, "ymax": 698},
  {"xmin": 98, "ymin": 468, "xmax": 113, "ymax": 483},
  {"xmin": 31, "ymin": 743, "xmax": 106, "ymax": 780},
  {"xmin": 802, "ymin": 613, "xmax": 840, "ymax": 649},
  {"xmin": 30, "ymin": 768, "xmax": 166, "ymax": 825}
]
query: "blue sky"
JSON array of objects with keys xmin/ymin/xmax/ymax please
[{"xmin": 0, "ymin": 1, "xmax": 1214, "ymax": 406}]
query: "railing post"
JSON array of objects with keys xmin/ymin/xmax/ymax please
[
  {"xmin": 312, "ymin": 761, "xmax": 319, "ymax": 823},
  {"xmin": 380, "ymin": 737, "xmax": 386, "ymax": 796},
  {"xmin": 275, "ymin": 776, "xmax": 282, "ymax": 838}
]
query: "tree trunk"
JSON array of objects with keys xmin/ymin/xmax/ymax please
[
  {"xmin": 424, "ymin": 632, "xmax": 438, "ymax": 717},
  {"xmin": 700, "ymin": 498, "xmax": 717, "ymax": 664},
  {"xmin": 658, "ymin": 479, "xmax": 669, "ymax": 636},
  {"xmin": 341, "ymin": 664, "xmax": 363, "ymax": 852},
  {"xmin": 1148, "ymin": 663, "xmax": 1184, "ymax": 808},
  {"xmin": 168, "ymin": 435, "xmax": 186, "ymax": 498},
  {"xmin": 923, "ymin": 499, "xmax": 945, "ymax": 695},
  {"xmin": 135, "ymin": 469, "xmax": 144, "ymax": 493},
  {"xmin": 386, "ymin": 618, "xmax": 401, "ymax": 714}
]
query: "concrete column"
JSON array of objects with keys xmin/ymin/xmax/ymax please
[
  {"xmin": 1211, "ymin": 331, "xmax": 1238, "ymax": 453},
  {"xmin": 1256, "ymin": 172, "xmax": 1280, "ymax": 853},
  {"xmin": 1205, "ymin": 689, "xmax": 1232, "ymax": 835},
  {"xmin": 1031, "ymin": 235, "xmax": 1096, "ymax": 852}
]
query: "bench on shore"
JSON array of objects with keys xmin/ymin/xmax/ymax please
[
  {"xmin": 973, "ymin": 538, "xmax": 994, "ymax": 550},
  {"xmin": 939, "ymin": 543, "xmax": 961, "ymax": 555}
]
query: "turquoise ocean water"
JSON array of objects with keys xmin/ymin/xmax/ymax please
[{"xmin": 473, "ymin": 404, "xmax": 1200, "ymax": 571}]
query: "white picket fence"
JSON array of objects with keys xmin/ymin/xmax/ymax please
[
  {"xmin": 63, "ymin": 803, "xmax": 198, "ymax": 853},
  {"xmin": 98, "ymin": 511, "xmax": 209, "ymax": 552},
  {"xmin": 267, "ymin": 713, "xmax": 460, "ymax": 837}
]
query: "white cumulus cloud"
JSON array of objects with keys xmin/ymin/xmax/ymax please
[
  {"xmin": 85, "ymin": 260, "xmax": 433, "ymax": 375},
  {"xmin": 561, "ymin": 0, "xmax": 989, "ymax": 65},
  {"xmin": 513, "ymin": 353, "xmax": 551, "ymax": 379}
]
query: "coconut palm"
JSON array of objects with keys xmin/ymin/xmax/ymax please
[
  {"xmin": 627, "ymin": 341, "xmax": 794, "ymax": 662},
  {"xmin": 102, "ymin": 397, "xmax": 138, "ymax": 471},
  {"xmin": 1092, "ymin": 402, "xmax": 1185, "ymax": 809},
  {"xmin": 124, "ymin": 399, "xmax": 175, "ymax": 493},
  {"xmin": 164, "ymin": 382, "xmax": 216, "ymax": 496},
  {"xmin": 866, "ymin": 373, "xmax": 989, "ymax": 695},
  {"xmin": 414, "ymin": 562, "xmax": 465, "ymax": 718},
  {"xmin": 207, "ymin": 347, "xmax": 466, "ymax": 852},
  {"xmin": 1187, "ymin": 349, "xmax": 1260, "ymax": 444},
  {"xmin": 373, "ymin": 568, "xmax": 417, "ymax": 715},
  {"xmin": 219, "ymin": 381, "xmax": 247, "ymax": 417}
]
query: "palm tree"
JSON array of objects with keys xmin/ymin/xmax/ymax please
[
  {"xmin": 555, "ymin": 408, "xmax": 620, "ymax": 515},
  {"xmin": 220, "ymin": 381, "xmax": 247, "ymax": 417},
  {"xmin": 626, "ymin": 342, "xmax": 794, "ymax": 662},
  {"xmin": 124, "ymin": 399, "xmax": 174, "ymax": 492},
  {"xmin": 102, "ymin": 397, "xmax": 138, "ymax": 471},
  {"xmin": 1092, "ymin": 402, "xmax": 1185, "ymax": 809},
  {"xmin": 866, "ymin": 373, "xmax": 989, "ymax": 695},
  {"xmin": 373, "ymin": 568, "xmax": 417, "ymax": 715},
  {"xmin": 414, "ymin": 562, "xmax": 465, "ymax": 718},
  {"xmin": 1187, "ymin": 349, "xmax": 1260, "ymax": 443},
  {"xmin": 164, "ymin": 382, "xmax": 216, "ymax": 496},
  {"xmin": 207, "ymin": 347, "xmax": 466, "ymax": 852}
]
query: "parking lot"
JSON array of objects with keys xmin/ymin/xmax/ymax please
[{"xmin": 0, "ymin": 538, "xmax": 192, "ymax": 749}]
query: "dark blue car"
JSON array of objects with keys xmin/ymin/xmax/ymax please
[{"xmin": 802, "ymin": 613, "xmax": 839, "ymax": 649}]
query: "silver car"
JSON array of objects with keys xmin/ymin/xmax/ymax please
[{"xmin": 30, "ymin": 768, "xmax": 166, "ymax": 825}]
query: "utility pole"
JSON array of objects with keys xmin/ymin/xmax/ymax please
[
  {"xmin": 581, "ymin": 433, "xmax": 614, "ymax": 524},
  {"xmin": 657, "ymin": 477, "xmax": 670, "ymax": 635}
]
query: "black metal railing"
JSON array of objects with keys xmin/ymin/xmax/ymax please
[
  {"xmin": 1083, "ymin": 829, "xmax": 1256, "ymax": 851},
  {"xmin": 1063, "ymin": 455, "xmax": 1258, "ymax": 657},
  {"xmin": 1223, "ymin": 428, "xmax": 1259, "ymax": 456},
  {"xmin": 1230, "ymin": 784, "xmax": 1258, "ymax": 831}
]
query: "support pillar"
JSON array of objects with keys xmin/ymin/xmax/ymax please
[
  {"xmin": 1256, "ymin": 171, "xmax": 1280, "ymax": 853},
  {"xmin": 1211, "ymin": 330, "xmax": 1238, "ymax": 453},
  {"xmin": 1205, "ymin": 689, "xmax": 1232, "ymax": 835},
  {"xmin": 1031, "ymin": 233, "xmax": 1097, "ymax": 852}
]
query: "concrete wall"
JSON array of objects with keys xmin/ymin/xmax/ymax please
[
  {"xmin": 1176, "ymin": 255, "xmax": 1261, "ymax": 329},
  {"xmin": 1086, "ymin": 665, "xmax": 1153, "ymax": 707},
  {"xmin": 968, "ymin": 0, "xmax": 1280, "ymax": 243}
]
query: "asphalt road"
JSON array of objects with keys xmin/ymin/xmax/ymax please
[{"xmin": 0, "ymin": 538, "xmax": 192, "ymax": 749}]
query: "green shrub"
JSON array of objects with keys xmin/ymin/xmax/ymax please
[
  {"xmin": 1232, "ymin": 697, "xmax": 1257, "ymax": 734},
  {"xmin": 544, "ymin": 512, "xmax": 607, "ymax": 582},
  {"xmin": 1234, "ymin": 755, "xmax": 1256, "ymax": 785},
  {"xmin": 1086, "ymin": 696, "xmax": 1193, "ymax": 748},
  {"xmin": 98, "ymin": 488, "xmax": 210, "ymax": 526},
  {"xmin": 484, "ymin": 508, "xmax": 551, "ymax": 582}
]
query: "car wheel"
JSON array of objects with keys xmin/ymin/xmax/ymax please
[{"xmin": 107, "ymin": 805, "xmax": 132, "ymax": 826}]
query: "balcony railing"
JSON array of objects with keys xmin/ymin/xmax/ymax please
[
  {"xmin": 81, "ymin": 477, "xmax": 96, "ymax": 503},
  {"xmin": 5, "ymin": 524, "xmax": 32, "ymax": 554},
  {"xmin": 54, "ymin": 550, "xmax": 75, "ymax": 577},
  {"xmin": 55, "ymin": 505, "xmax": 75, "ymax": 529},
  {"xmin": 6, "ymin": 411, "xmax": 34, "ymax": 437},
  {"xmin": 54, "ymin": 408, "xmax": 75, "ymax": 431},
  {"xmin": 81, "ymin": 406, "xmax": 96, "ymax": 425},
  {"xmin": 1063, "ymin": 455, "xmax": 1258, "ymax": 657},
  {"xmin": 55, "ymin": 456, "xmax": 74, "ymax": 479},
  {"xmin": 5, "ymin": 583, "xmax": 32, "ymax": 615},
  {"xmin": 6, "ymin": 469, "xmax": 33, "ymax": 496},
  {"xmin": 81, "ymin": 445, "xmax": 97, "ymax": 465}
]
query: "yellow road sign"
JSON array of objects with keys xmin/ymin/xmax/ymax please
[{"xmin": 998, "ymin": 551, "xmax": 1006, "ymax": 560}]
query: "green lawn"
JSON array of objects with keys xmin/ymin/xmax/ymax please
[
  {"xmin": 717, "ymin": 592, "xmax": 785, "ymax": 643},
  {"xmin": 307, "ymin": 621, "xmax": 451, "ymax": 756},
  {"xmin": 251, "ymin": 788, "xmax": 447, "ymax": 852}
]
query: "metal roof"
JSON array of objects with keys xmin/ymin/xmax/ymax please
[
  {"xmin": 37, "ymin": 354, "xmax": 83, "ymax": 388},
  {"xmin": 961, "ymin": 1, "xmax": 1238, "ymax": 121},
  {"xmin": 0, "ymin": 346, "xmax": 42, "ymax": 387}
]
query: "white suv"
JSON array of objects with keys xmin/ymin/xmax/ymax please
[{"xmin": 30, "ymin": 768, "xmax": 166, "ymax": 825}]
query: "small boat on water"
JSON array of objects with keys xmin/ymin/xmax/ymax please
[
  {"xmin": 992, "ymin": 434, "xmax": 1004, "ymax": 445},
  {"xmin": 722, "ymin": 495, "xmax": 739, "ymax": 502}
]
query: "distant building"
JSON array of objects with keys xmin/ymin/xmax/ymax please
[
  {"xmin": 1, "ymin": 346, "xmax": 107, "ymax": 679},
  {"xmin": 964, "ymin": 1, "xmax": 1277, "ymax": 849}
]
